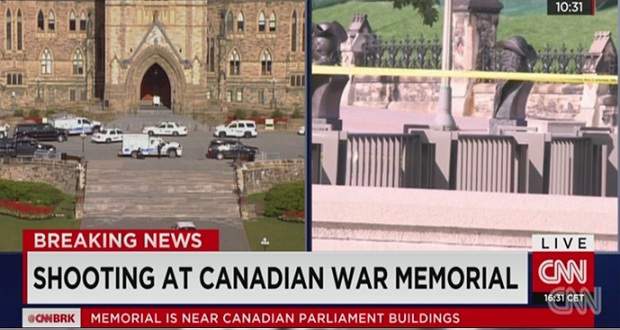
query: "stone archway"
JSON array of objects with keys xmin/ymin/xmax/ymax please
[
  {"xmin": 140, "ymin": 63, "xmax": 171, "ymax": 108},
  {"xmin": 125, "ymin": 46, "xmax": 186, "ymax": 112}
]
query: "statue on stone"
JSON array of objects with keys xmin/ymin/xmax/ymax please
[
  {"xmin": 492, "ymin": 36, "xmax": 538, "ymax": 124},
  {"xmin": 311, "ymin": 22, "xmax": 349, "ymax": 130},
  {"xmin": 312, "ymin": 22, "xmax": 347, "ymax": 65}
]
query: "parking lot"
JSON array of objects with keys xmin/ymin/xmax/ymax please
[
  {"xmin": 45, "ymin": 113, "xmax": 305, "ymax": 251},
  {"xmin": 49, "ymin": 129, "xmax": 305, "ymax": 163}
]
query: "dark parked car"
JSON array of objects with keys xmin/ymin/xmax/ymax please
[
  {"xmin": 206, "ymin": 139, "xmax": 258, "ymax": 161},
  {"xmin": 0, "ymin": 137, "xmax": 56, "ymax": 158},
  {"xmin": 14, "ymin": 123, "xmax": 68, "ymax": 142}
]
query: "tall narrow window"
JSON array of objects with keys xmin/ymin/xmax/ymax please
[
  {"xmin": 16, "ymin": 10, "xmax": 22, "ymax": 50},
  {"xmin": 208, "ymin": 38, "xmax": 215, "ymax": 72},
  {"xmin": 69, "ymin": 11, "xmax": 76, "ymax": 31},
  {"xmin": 79, "ymin": 12, "xmax": 87, "ymax": 31},
  {"xmin": 5, "ymin": 9, "xmax": 12, "ymax": 51},
  {"xmin": 37, "ymin": 10, "xmax": 44, "ymax": 31},
  {"xmin": 48, "ymin": 11, "xmax": 55, "ymax": 31},
  {"xmin": 229, "ymin": 49, "xmax": 240, "ymax": 76},
  {"xmin": 291, "ymin": 11, "xmax": 297, "ymax": 52},
  {"xmin": 41, "ymin": 48, "xmax": 52, "ymax": 74},
  {"xmin": 258, "ymin": 12, "xmax": 266, "ymax": 32},
  {"xmin": 269, "ymin": 12, "xmax": 276, "ymax": 32},
  {"xmin": 260, "ymin": 50, "xmax": 272, "ymax": 75},
  {"xmin": 236, "ymin": 12, "xmax": 244, "ymax": 32},
  {"xmin": 72, "ymin": 49, "xmax": 84, "ymax": 75},
  {"xmin": 225, "ymin": 11, "xmax": 234, "ymax": 34}
]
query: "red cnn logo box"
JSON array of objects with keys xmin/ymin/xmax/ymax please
[{"xmin": 531, "ymin": 235, "xmax": 594, "ymax": 293}]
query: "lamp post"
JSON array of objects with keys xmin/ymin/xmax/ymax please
[
  {"xmin": 80, "ymin": 131, "xmax": 86, "ymax": 159},
  {"xmin": 432, "ymin": 0, "xmax": 457, "ymax": 131}
]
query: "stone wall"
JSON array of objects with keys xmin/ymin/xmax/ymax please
[
  {"xmin": 0, "ymin": 159, "xmax": 83, "ymax": 195},
  {"xmin": 349, "ymin": 76, "xmax": 440, "ymax": 112},
  {"xmin": 236, "ymin": 159, "xmax": 304, "ymax": 195},
  {"xmin": 473, "ymin": 83, "xmax": 585, "ymax": 120}
]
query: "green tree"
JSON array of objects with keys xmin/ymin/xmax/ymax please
[{"xmin": 392, "ymin": 0, "xmax": 439, "ymax": 26}]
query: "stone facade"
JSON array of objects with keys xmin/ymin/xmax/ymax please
[
  {"xmin": 0, "ymin": 0, "xmax": 304, "ymax": 113},
  {"xmin": 0, "ymin": 0, "xmax": 100, "ymax": 111}
]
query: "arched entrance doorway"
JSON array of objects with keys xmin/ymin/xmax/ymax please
[{"xmin": 140, "ymin": 63, "xmax": 171, "ymax": 108}]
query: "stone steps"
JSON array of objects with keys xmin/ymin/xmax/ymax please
[{"xmin": 83, "ymin": 165, "xmax": 241, "ymax": 221}]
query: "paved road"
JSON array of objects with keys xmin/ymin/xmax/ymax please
[{"xmin": 46, "ymin": 113, "xmax": 305, "ymax": 251}]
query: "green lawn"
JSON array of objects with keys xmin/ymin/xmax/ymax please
[
  {"xmin": 243, "ymin": 217, "xmax": 305, "ymax": 251},
  {"xmin": 314, "ymin": 1, "xmax": 617, "ymax": 49},
  {"xmin": 0, "ymin": 215, "xmax": 80, "ymax": 252}
]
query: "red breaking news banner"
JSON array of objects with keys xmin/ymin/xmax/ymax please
[{"xmin": 22, "ymin": 229, "xmax": 220, "ymax": 251}]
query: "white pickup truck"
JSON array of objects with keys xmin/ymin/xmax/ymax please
[
  {"xmin": 119, "ymin": 134, "xmax": 183, "ymax": 158},
  {"xmin": 142, "ymin": 122, "xmax": 188, "ymax": 136},
  {"xmin": 51, "ymin": 117, "xmax": 101, "ymax": 135}
]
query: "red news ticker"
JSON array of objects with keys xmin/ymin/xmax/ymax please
[
  {"xmin": 80, "ymin": 307, "xmax": 594, "ymax": 327},
  {"xmin": 22, "ymin": 229, "xmax": 220, "ymax": 252}
]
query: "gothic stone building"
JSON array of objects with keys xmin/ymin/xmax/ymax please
[{"xmin": 0, "ymin": 0, "xmax": 305, "ymax": 113}]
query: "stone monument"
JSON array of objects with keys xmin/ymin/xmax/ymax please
[
  {"xmin": 490, "ymin": 36, "xmax": 537, "ymax": 134},
  {"xmin": 312, "ymin": 22, "xmax": 349, "ymax": 130}
]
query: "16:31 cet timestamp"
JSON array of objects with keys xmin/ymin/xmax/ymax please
[{"xmin": 547, "ymin": 0, "xmax": 595, "ymax": 15}]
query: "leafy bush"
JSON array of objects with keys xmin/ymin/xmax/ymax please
[
  {"xmin": 13, "ymin": 109, "xmax": 24, "ymax": 117},
  {"xmin": 291, "ymin": 108, "xmax": 303, "ymax": 119},
  {"xmin": 28, "ymin": 109, "xmax": 40, "ymax": 118},
  {"xmin": 271, "ymin": 109, "xmax": 284, "ymax": 119},
  {"xmin": 264, "ymin": 181, "xmax": 304, "ymax": 218},
  {"xmin": 251, "ymin": 110, "xmax": 260, "ymax": 118},
  {"xmin": 234, "ymin": 108, "xmax": 247, "ymax": 119},
  {"xmin": 0, "ymin": 180, "xmax": 67, "ymax": 206}
]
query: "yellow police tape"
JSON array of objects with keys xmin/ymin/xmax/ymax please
[{"xmin": 312, "ymin": 65, "xmax": 619, "ymax": 85}]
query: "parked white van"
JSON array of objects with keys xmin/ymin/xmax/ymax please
[
  {"xmin": 214, "ymin": 120, "xmax": 258, "ymax": 138},
  {"xmin": 119, "ymin": 134, "xmax": 182, "ymax": 158},
  {"xmin": 51, "ymin": 117, "xmax": 101, "ymax": 135}
]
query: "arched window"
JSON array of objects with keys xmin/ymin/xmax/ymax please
[
  {"xmin": 69, "ymin": 11, "xmax": 76, "ymax": 31},
  {"xmin": 228, "ymin": 49, "xmax": 240, "ymax": 75},
  {"xmin": 80, "ymin": 11, "xmax": 87, "ymax": 31},
  {"xmin": 236, "ymin": 12, "xmax": 244, "ymax": 32},
  {"xmin": 5, "ymin": 9, "xmax": 12, "ymax": 51},
  {"xmin": 47, "ymin": 11, "xmax": 55, "ymax": 31},
  {"xmin": 291, "ymin": 11, "xmax": 297, "ymax": 52},
  {"xmin": 260, "ymin": 50, "xmax": 272, "ymax": 75},
  {"xmin": 258, "ymin": 12, "xmax": 266, "ymax": 32},
  {"xmin": 268, "ymin": 12, "xmax": 276, "ymax": 32},
  {"xmin": 72, "ymin": 49, "xmax": 84, "ymax": 75},
  {"xmin": 37, "ymin": 10, "xmax": 44, "ymax": 31},
  {"xmin": 40, "ymin": 48, "xmax": 52, "ymax": 74},
  {"xmin": 225, "ymin": 11, "xmax": 234, "ymax": 34},
  {"xmin": 16, "ymin": 9, "xmax": 22, "ymax": 50}
]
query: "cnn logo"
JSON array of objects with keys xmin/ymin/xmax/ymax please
[
  {"xmin": 538, "ymin": 259, "xmax": 587, "ymax": 285},
  {"xmin": 532, "ymin": 252, "xmax": 594, "ymax": 292}
]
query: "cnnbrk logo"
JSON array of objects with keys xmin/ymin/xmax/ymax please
[
  {"xmin": 27, "ymin": 313, "xmax": 76, "ymax": 324},
  {"xmin": 532, "ymin": 252, "xmax": 594, "ymax": 293},
  {"xmin": 22, "ymin": 308, "xmax": 81, "ymax": 328}
]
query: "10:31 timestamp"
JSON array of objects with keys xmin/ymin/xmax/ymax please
[{"xmin": 547, "ymin": 0, "xmax": 595, "ymax": 15}]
